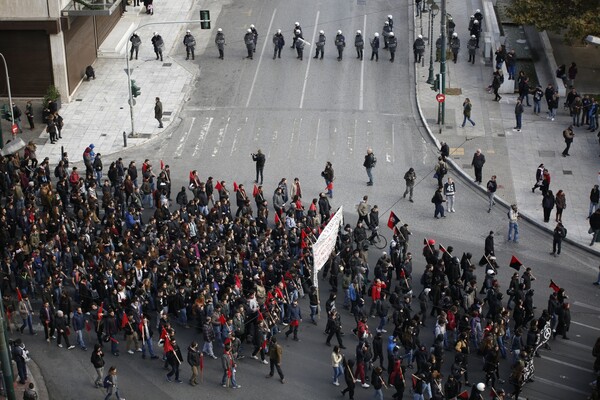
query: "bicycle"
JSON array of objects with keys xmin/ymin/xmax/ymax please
[{"xmin": 368, "ymin": 228, "xmax": 388, "ymax": 250}]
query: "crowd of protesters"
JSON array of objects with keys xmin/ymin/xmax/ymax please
[{"xmin": 0, "ymin": 144, "xmax": 598, "ymax": 400}]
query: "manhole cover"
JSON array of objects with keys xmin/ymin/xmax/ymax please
[
  {"xmin": 162, "ymin": 63, "xmax": 172, "ymax": 67},
  {"xmin": 563, "ymin": 170, "xmax": 573, "ymax": 175},
  {"xmin": 163, "ymin": 111, "xmax": 172, "ymax": 116},
  {"xmin": 497, "ymin": 133, "xmax": 505, "ymax": 137},
  {"xmin": 445, "ymin": 88, "xmax": 462, "ymax": 95},
  {"xmin": 538, "ymin": 150, "xmax": 555, "ymax": 157},
  {"xmin": 76, "ymin": 99, "xmax": 83, "ymax": 102}
]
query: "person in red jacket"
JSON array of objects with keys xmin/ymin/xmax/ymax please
[{"xmin": 369, "ymin": 278, "xmax": 386, "ymax": 317}]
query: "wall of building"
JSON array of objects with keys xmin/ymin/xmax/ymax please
[{"xmin": 0, "ymin": 0, "xmax": 69, "ymax": 18}]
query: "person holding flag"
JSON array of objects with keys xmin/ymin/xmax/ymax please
[
  {"xmin": 221, "ymin": 343, "xmax": 240, "ymax": 388},
  {"xmin": 139, "ymin": 315, "xmax": 158, "ymax": 359},
  {"xmin": 104, "ymin": 309, "xmax": 120, "ymax": 356},
  {"xmin": 165, "ymin": 337, "xmax": 183, "ymax": 383},
  {"xmin": 122, "ymin": 312, "xmax": 140, "ymax": 355}
]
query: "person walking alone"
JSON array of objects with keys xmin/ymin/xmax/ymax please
[
  {"xmin": 103, "ymin": 366, "xmax": 124, "ymax": 400},
  {"xmin": 444, "ymin": 177, "xmax": 456, "ymax": 213},
  {"xmin": 187, "ymin": 341, "xmax": 201, "ymax": 386},
  {"xmin": 215, "ymin": 28, "xmax": 225, "ymax": 59},
  {"xmin": 91, "ymin": 344, "xmax": 105, "ymax": 388},
  {"xmin": 461, "ymin": 98, "xmax": 476, "ymax": 127},
  {"xmin": 471, "ymin": 149, "xmax": 486, "ymax": 184},
  {"xmin": 562, "ymin": 125, "xmax": 574, "ymax": 157},
  {"xmin": 155, "ymin": 97, "xmax": 163, "ymax": 128},
  {"xmin": 266, "ymin": 336, "xmax": 285, "ymax": 383},
  {"xmin": 551, "ymin": 223, "xmax": 567, "ymax": 257},
  {"xmin": 486, "ymin": 175, "xmax": 497, "ymax": 213},
  {"xmin": 364, "ymin": 148, "xmax": 376, "ymax": 186},
  {"xmin": 252, "ymin": 150, "xmax": 265, "ymax": 184},
  {"xmin": 514, "ymin": 98, "xmax": 524, "ymax": 131},
  {"xmin": 508, "ymin": 204, "xmax": 519, "ymax": 243},
  {"xmin": 403, "ymin": 167, "xmax": 416, "ymax": 202}
]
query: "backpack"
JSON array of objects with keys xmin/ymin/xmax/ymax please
[
  {"xmin": 103, "ymin": 375, "xmax": 112, "ymax": 389},
  {"xmin": 372, "ymin": 156, "xmax": 377, "ymax": 167},
  {"xmin": 499, "ymin": 74, "xmax": 505, "ymax": 84},
  {"xmin": 561, "ymin": 228, "xmax": 567, "ymax": 238}
]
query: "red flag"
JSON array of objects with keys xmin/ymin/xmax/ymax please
[
  {"xmin": 275, "ymin": 213, "xmax": 281, "ymax": 225},
  {"xmin": 121, "ymin": 313, "xmax": 130, "ymax": 328},
  {"xmin": 258, "ymin": 310, "xmax": 264, "ymax": 322},
  {"xmin": 160, "ymin": 327, "xmax": 168, "ymax": 340},
  {"xmin": 387, "ymin": 211, "xmax": 400, "ymax": 229},
  {"xmin": 411, "ymin": 375, "xmax": 418, "ymax": 389},
  {"xmin": 85, "ymin": 320, "xmax": 92, "ymax": 332},
  {"xmin": 261, "ymin": 339, "xmax": 268, "ymax": 350},
  {"xmin": 326, "ymin": 181, "xmax": 333, "ymax": 190},
  {"xmin": 138, "ymin": 321, "xmax": 144, "ymax": 334},
  {"xmin": 549, "ymin": 279, "xmax": 560, "ymax": 293},
  {"xmin": 509, "ymin": 255, "xmax": 523, "ymax": 271},
  {"xmin": 160, "ymin": 159, "xmax": 165, "ymax": 170},
  {"xmin": 189, "ymin": 170, "xmax": 194, "ymax": 181},
  {"xmin": 253, "ymin": 184, "xmax": 259, "ymax": 197},
  {"xmin": 400, "ymin": 268, "xmax": 406, "ymax": 278},
  {"xmin": 163, "ymin": 336, "xmax": 174, "ymax": 354},
  {"xmin": 219, "ymin": 314, "xmax": 227, "ymax": 325},
  {"xmin": 215, "ymin": 181, "xmax": 223, "ymax": 191},
  {"xmin": 458, "ymin": 390, "xmax": 469, "ymax": 400},
  {"xmin": 97, "ymin": 302, "xmax": 104, "ymax": 320},
  {"xmin": 16, "ymin": 288, "xmax": 22, "ymax": 302},
  {"xmin": 300, "ymin": 230, "xmax": 307, "ymax": 249},
  {"xmin": 233, "ymin": 181, "xmax": 238, "ymax": 192},
  {"xmin": 439, "ymin": 244, "xmax": 447, "ymax": 253}
]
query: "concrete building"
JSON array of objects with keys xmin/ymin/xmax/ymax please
[{"xmin": 0, "ymin": 0, "xmax": 123, "ymax": 100}]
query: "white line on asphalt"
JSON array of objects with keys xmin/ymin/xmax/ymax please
[
  {"xmin": 573, "ymin": 301, "xmax": 600, "ymax": 313},
  {"xmin": 560, "ymin": 338, "xmax": 593, "ymax": 351},
  {"xmin": 268, "ymin": 129, "xmax": 278, "ymax": 159},
  {"xmin": 313, "ymin": 118, "xmax": 320, "ymax": 160},
  {"xmin": 299, "ymin": 11, "xmax": 320, "ymax": 109},
  {"xmin": 212, "ymin": 117, "xmax": 230, "ymax": 157},
  {"xmin": 192, "ymin": 117, "xmax": 214, "ymax": 157},
  {"xmin": 246, "ymin": 8, "xmax": 277, "ymax": 108},
  {"xmin": 572, "ymin": 321, "xmax": 600, "ymax": 332},
  {"xmin": 359, "ymin": 13, "xmax": 366, "ymax": 110},
  {"xmin": 230, "ymin": 117, "xmax": 247, "ymax": 156},
  {"xmin": 541, "ymin": 355, "xmax": 594, "ymax": 372},
  {"xmin": 392, "ymin": 123, "xmax": 395, "ymax": 163},
  {"xmin": 533, "ymin": 377, "xmax": 590, "ymax": 396},
  {"xmin": 174, "ymin": 117, "xmax": 195, "ymax": 158}
]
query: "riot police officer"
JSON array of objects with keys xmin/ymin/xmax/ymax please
[
  {"xmin": 314, "ymin": 30, "xmax": 326, "ymax": 59},
  {"xmin": 382, "ymin": 21, "xmax": 392, "ymax": 49},
  {"xmin": 183, "ymin": 30, "xmax": 196, "ymax": 60},
  {"xmin": 273, "ymin": 29, "xmax": 285, "ymax": 59},
  {"xmin": 335, "ymin": 30, "xmax": 346, "ymax": 61},
  {"xmin": 467, "ymin": 34, "xmax": 477, "ymax": 64},
  {"xmin": 244, "ymin": 28, "xmax": 255, "ymax": 59},
  {"xmin": 295, "ymin": 31, "xmax": 305, "ymax": 60},
  {"xmin": 355, "ymin": 30, "xmax": 364, "ymax": 60},
  {"xmin": 388, "ymin": 32, "xmax": 397, "ymax": 62},
  {"xmin": 215, "ymin": 28, "xmax": 225, "ymax": 59},
  {"xmin": 450, "ymin": 32, "xmax": 460, "ymax": 63},
  {"xmin": 291, "ymin": 22, "xmax": 302, "ymax": 48},
  {"xmin": 413, "ymin": 34, "xmax": 425, "ymax": 63},
  {"xmin": 370, "ymin": 32, "xmax": 380, "ymax": 62},
  {"xmin": 250, "ymin": 24, "xmax": 258, "ymax": 51}
]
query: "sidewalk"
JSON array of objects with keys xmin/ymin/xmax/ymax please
[
  {"xmin": 414, "ymin": 1, "xmax": 600, "ymax": 254},
  {"xmin": 34, "ymin": 0, "xmax": 210, "ymax": 162}
]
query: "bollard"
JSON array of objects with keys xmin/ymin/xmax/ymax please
[{"xmin": 123, "ymin": 131, "xmax": 127, "ymax": 147}]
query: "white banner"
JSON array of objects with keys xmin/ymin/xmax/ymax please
[{"xmin": 312, "ymin": 206, "xmax": 344, "ymax": 287}]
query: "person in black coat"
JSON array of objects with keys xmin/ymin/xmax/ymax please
[
  {"xmin": 542, "ymin": 190, "xmax": 555, "ymax": 223},
  {"xmin": 484, "ymin": 231, "xmax": 495, "ymax": 256},
  {"xmin": 555, "ymin": 303, "xmax": 571, "ymax": 339},
  {"xmin": 341, "ymin": 358, "xmax": 356, "ymax": 399},
  {"xmin": 166, "ymin": 339, "xmax": 183, "ymax": 382}
]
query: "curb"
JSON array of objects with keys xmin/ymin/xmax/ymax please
[
  {"xmin": 411, "ymin": 13, "xmax": 600, "ymax": 257},
  {"xmin": 28, "ymin": 359, "xmax": 50, "ymax": 400}
]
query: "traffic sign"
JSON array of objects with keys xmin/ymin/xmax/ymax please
[
  {"xmin": 436, "ymin": 93, "xmax": 446, "ymax": 103},
  {"xmin": 11, "ymin": 124, "xmax": 18, "ymax": 134}
]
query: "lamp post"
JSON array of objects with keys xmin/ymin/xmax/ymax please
[
  {"xmin": 0, "ymin": 53, "xmax": 15, "ymax": 149},
  {"xmin": 426, "ymin": 2, "xmax": 439, "ymax": 84},
  {"xmin": 438, "ymin": 0, "xmax": 447, "ymax": 126}
]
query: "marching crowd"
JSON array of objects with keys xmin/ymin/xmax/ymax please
[{"xmin": 0, "ymin": 138, "xmax": 599, "ymax": 400}]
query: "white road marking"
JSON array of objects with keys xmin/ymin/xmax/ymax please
[
  {"xmin": 245, "ymin": 8, "xmax": 277, "ymax": 108},
  {"xmin": 300, "ymin": 11, "xmax": 321, "ymax": 108},
  {"xmin": 212, "ymin": 117, "xmax": 230, "ymax": 157},
  {"xmin": 534, "ymin": 377, "xmax": 590, "ymax": 396},
  {"xmin": 192, "ymin": 117, "xmax": 214, "ymax": 157},
  {"xmin": 391, "ymin": 123, "xmax": 395, "ymax": 163},
  {"xmin": 359, "ymin": 13, "xmax": 366, "ymax": 110},
  {"xmin": 268, "ymin": 129, "xmax": 278, "ymax": 159},
  {"xmin": 573, "ymin": 301, "xmax": 600, "ymax": 313},
  {"xmin": 174, "ymin": 117, "xmax": 195, "ymax": 158},
  {"xmin": 299, "ymin": 11, "xmax": 320, "ymax": 109},
  {"xmin": 230, "ymin": 117, "xmax": 247, "ymax": 156},
  {"xmin": 541, "ymin": 355, "xmax": 594, "ymax": 372},
  {"xmin": 313, "ymin": 118, "xmax": 321, "ymax": 160},
  {"xmin": 572, "ymin": 321, "xmax": 600, "ymax": 332}
]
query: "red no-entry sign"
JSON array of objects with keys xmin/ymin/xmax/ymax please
[
  {"xmin": 11, "ymin": 124, "xmax": 18, "ymax": 134},
  {"xmin": 436, "ymin": 93, "xmax": 446, "ymax": 103}
]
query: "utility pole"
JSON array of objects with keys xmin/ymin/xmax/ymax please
[
  {"xmin": 439, "ymin": 0, "xmax": 447, "ymax": 126},
  {"xmin": 0, "ymin": 289, "xmax": 16, "ymax": 400}
]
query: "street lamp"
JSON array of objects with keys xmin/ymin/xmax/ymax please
[
  {"xmin": 0, "ymin": 53, "xmax": 15, "ymax": 149},
  {"xmin": 426, "ymin": 2, "xmax": 439, "ymax": 84}
]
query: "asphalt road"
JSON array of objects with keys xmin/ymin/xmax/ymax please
[{"xmin": 19, "ymin": 0, "xmax": 600, "ymax": 399}]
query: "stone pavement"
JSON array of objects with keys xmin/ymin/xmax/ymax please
[
  {"xmin": 414, "ymin": 0, "xmax": 600, "ymax": 254},
  {"xmin": 34, "ymin": 0, "xmax": 221, "ymax": 162}
]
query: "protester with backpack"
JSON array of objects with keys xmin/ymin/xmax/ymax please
[
  {"xmin": 363, "ymin": 148, "xmax": 376, "ymax": 186},
  {"xmin": 103, "ymin": 366, "xmax": 125, "ymax": 400}
]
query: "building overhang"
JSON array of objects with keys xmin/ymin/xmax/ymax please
[{"xmin": 61, "ymin": 0, "xmax": 122, "ymax": 16}]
